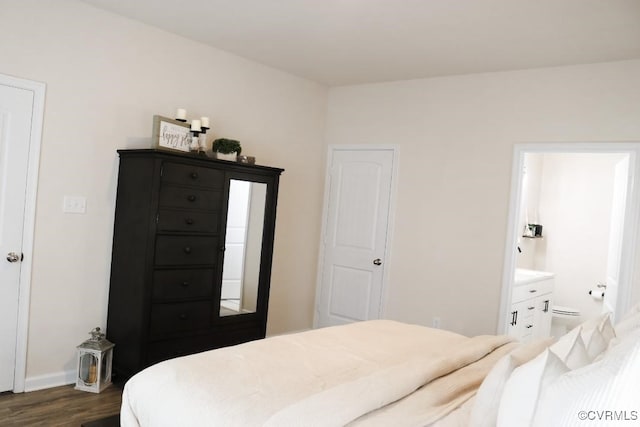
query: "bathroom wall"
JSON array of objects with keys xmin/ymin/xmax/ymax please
[
  {"xmin": 517, "ymin": 153, "xmax": 544, "ymax": 269},
  {"xmin": 518, "ymin": 153, "xmax": 626, "ymax": 320}
]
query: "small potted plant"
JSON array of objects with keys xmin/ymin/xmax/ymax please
[{"xmin": 212, "ymin": 138, "xmax": 242, "ymax": 161}]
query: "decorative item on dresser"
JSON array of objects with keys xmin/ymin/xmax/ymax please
[
  {"xmin": 106, "ymin": 149, "xmax": 283, "ymax": 380},
  {"xmin": 151, "ymin": 116, "xmax": 191, "ymax": 153},
  {"xmin": 212, "ymin": 138, "xmax": 242, "ymax": 161}
]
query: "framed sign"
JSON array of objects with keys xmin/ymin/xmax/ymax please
[{"xmin": 152, "ymin": 115, "xmax": 191, "ymax": 152}]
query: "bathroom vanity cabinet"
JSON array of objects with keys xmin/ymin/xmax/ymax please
[
  {"xmin": 106, "ymin": 149, "xmax": 283, "ymax": 379},
  {"xmin": 508, "ymin": 272, "xmax": 554, "ymax": 343}
]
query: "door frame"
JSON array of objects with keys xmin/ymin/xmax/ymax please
[
  {"xmin": 313, "ymin": 144, "xmax": 400, "ymax": 328},
  {"xmin": 0, "ymin": 73, "xmax": 45, "ymax": 392},
  {"xmin": 498, "ymin": 142, "xmax": 640, "ymax": 335}
]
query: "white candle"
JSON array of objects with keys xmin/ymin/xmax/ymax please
[
  {"xmin": 175, "ymin": 108, "xmax": 187, "ymax": 120},
  {"xmin": 200, "ymin": 117, "xmax": 210, "ymax": 128},
  {"xmin": 191, "ymin": 119, "xmax": 201, "ymax": 131}
]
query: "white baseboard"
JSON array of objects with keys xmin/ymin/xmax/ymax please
[{"xmin": 24, "ymin": 369, "xmax": 75, "ymax": 392}]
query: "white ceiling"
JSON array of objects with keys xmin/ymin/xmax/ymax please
[{"xmin": 80, "ymin": 0, "xmax": 640, "ymax": 86}]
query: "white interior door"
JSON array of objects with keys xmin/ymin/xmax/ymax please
[
  {"xmin": 0, "ymin": 83, "xmax": 34, "ymax": 392},
  {"xmin": 603, "ymin": 156, "xmax": 629, "ymax": 318},
  {"xmin": 315, "ymin": 147, "xmax": 396, "ymax": 328}
]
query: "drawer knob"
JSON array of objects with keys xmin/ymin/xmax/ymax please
[
  {"xmin": 529, "ymin": 289, "xmax": 537, "ymax": 293},
  {"xmin": 528, "ymin": 306, "xmax": 535, "ymax": 310},
  {"xmin": 187, "ymin": 195, "xmax": 197, "ymax": 202},
  {"xmin": 183, "ymin": 247, "xmax": 192, "ymax": 254},
  {"xmin": 181, "ymin": 281, "xmax": 190, "ymax": 287},
  {"xmin": 185, "ymin": 218, "xmax": 194, "ymax": 225},
  {"xmin": 190, "ymin": 172, "xmax": 199, "ymax": 180},
  {"xmin": 179, "ymin": 313, "xmax": 189, "ymax": 320}
]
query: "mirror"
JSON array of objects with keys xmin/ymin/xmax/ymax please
[{"xmin": 220, "ymin": 179, "xmax": 267, "ymax": 316}]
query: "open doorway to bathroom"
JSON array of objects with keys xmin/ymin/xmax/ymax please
[{"xmin": 498, "ymin": 143, "xmax": 640, "ymax": 338}]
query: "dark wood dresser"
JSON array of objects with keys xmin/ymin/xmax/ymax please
[{"xmin": 106, "ymin": 149, "xmax": 283, "ymax": 379}]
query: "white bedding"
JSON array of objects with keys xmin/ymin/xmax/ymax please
[{"xmin": 121, "ymin": 320, "xmax": 515, "ymax": 427}]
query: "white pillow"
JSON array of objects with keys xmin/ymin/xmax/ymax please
[
  {"xmin": 469, "ymin": 339, "xmax": 552, "ymax": 427},
  {"xmin": 599, "ymin": 315, "xmax": 616, "ymax": 344},
  {"xmin": 615, "ymin": 310, "xmax": 640, "ymax": 337},
  {"xmin": 496, "ymin": 350, "xmax": 569, "ymax": 427},
  {"xmin": 582, "ymin": 327, "xmax": 607, "ymax": 361},
  {"xmin": 619, "ymin": 302, "xmax": 640, "ymax": 321},
  {"xmin": 550, "ymin": 327, "xmax": 591, "ymax": 369},
  {"xmin": 533, "ymin": 341, "xmax": 640, "ymax": 426},
  {"xmin": 602, "ymin": 326, "xmax": 640, "ymax": 358},
  {"xmin": 579, "ymin": 312, "xmax": 609, "ymax": 335},
  {"xmin": 549, "ymin": 326, "xmax": 580, "ymax": 358},
  {"xmin": 470, "ymin": 353, "xmax": 516, "ymax": 427}
]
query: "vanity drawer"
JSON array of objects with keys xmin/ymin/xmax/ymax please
[
  {"xmin": 149, "ymin": 301, "xmax": 211, "ymax": 337},
  {"xmin": 512, "ymin": 279, "xmax": 554, "ymax": 302},
  {"xmin": 159, "ymin": 185, "xmax": 221, "ymax": 211},
  {"xmin": 157, "ymin": 209, "xmax": 219, "ymax": 233},
  {"xmin": 152, "ymin": 269, "xmax": 215, "ymax": 300},
  {"xmin": 154, "ymin": 235, "xmax": 219, "ymax": 266},
  {"xmin": 162, "ymin": 162, "xmax": 224, "ymax": 188}
]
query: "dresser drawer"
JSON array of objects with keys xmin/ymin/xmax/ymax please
[
  {"xmin": 147, "ymin": 327, "xmax": 263, "ymax": 364},
  {"xmin": 162, "ymin": 162, "xmax": 224, "ymax": 188},
  {"xmin": 146, "ymin": 334, "xmax": 216, "ymax": 365},
  {"xmin": 157, "ymin": 209, "xmax": 220, "ymax": 233},
  {"xmin": 159, "ymin": 185, "xmax": 221, "ymax": 210},
  {"xmin": 155, "ymin": 235, "xmax": 219, "ymax": 266},
  {"xmin": 149, "ymin": 301, "xmax": 212, "ymax": 337},
  {"xmin": 152, "ymin": 269, "xmax": 215, "ymax": 300}
]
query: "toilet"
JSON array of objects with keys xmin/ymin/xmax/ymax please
[{"xmin": 551, "ymin": 305, "xmax": 581, "ymax": 337}]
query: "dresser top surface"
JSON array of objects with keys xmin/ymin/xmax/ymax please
[{"xmin": 117, "ymin": 149, "xmax": 284, "ymax": 174}]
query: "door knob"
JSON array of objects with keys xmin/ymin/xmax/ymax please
[
  {"xmin": 373, "ymin": 258, "xmax": 382, "ymax": 266},
  {"xmin": 6, "ymin": 252, "xmax": 21, "ymax": 263}
]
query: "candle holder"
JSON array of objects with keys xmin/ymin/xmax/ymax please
[
  {"xmin": 189, "ymin": 119, "xmax": 202, "ymax": 153},
  {"xmin": 189, "ymin": 130, "xmax": 201, "ymax": 152},
  {"xmin": 198, "ymin": 126, "xmax": 210, "ymax": 154}
]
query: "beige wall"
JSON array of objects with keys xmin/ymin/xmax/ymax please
[
  {"xmin": 326, "ymin": 60, "xmax": 640, "ymax": 337},
  {"xmin": 0, "ymin": 0, "xmax": 327, "ymax": 385}
]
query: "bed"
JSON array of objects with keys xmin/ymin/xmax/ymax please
[{"xmin": 121, "ymin": 310, "xmax": 640, "ymax": 427}]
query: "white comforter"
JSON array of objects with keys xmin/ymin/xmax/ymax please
[{"xmin": 121, "ymin": 320, "xmax": 514, "ymax": 427}]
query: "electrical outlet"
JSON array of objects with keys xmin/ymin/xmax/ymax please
[
  {"xmin": 432, "ymin": 316, "xmax": 441, "ymax": 329},
  {"xmin": 63, "ymin": 195, "xmax": 87, "ymax": 214}
]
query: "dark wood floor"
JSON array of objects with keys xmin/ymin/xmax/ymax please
[{"xmin": 0, "ymin": 383, "xmax": 122, "ymax": 426}]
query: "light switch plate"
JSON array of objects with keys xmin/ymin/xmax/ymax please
[{"xmin": 63, "ymin": 195, "xmax": 87, "ymax": 214}]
